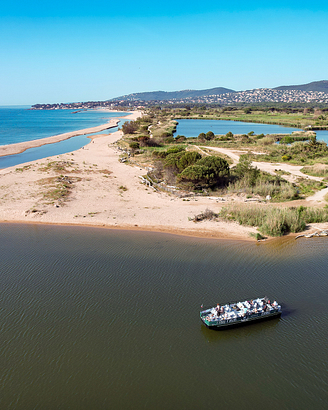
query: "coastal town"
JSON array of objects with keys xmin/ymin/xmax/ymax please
[{"xmin": 31, "ymin": 84, "xmax": 328, "ymax": 111}]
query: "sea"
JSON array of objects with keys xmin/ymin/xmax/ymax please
[
  {"xmin": 0, "ymin": 107, "xmax": 129, "ymax": 168},
  {"xmin": 0, "ymin": 224, "xmax": 327, "ymax": 409},
  {"xmin": 1, "ymin": 109, "xmax": 328, "ymax": 169}
]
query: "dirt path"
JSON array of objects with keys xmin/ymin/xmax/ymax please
[{"xmin": 203, "ymin": 146, "xmax": 323, "ymax": 183}]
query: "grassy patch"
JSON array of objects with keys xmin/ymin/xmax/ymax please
[
  {"xmin": 219, "ymin": 204, "xmax": 328, "ymax": 236},
  {"xmin": 38, "ymin": 175, "xmax": 80, "ymax": 203},
  {"xmin": 15, "ymin": 165, "xmax": 32, "ymax": 172},
  {"xmin": 38, "ymin": 160, "xmax": 78, "ymax": 173},
  {"xmin": 301, "ymin": 163, "xmax": 328, "ymax": 177}
]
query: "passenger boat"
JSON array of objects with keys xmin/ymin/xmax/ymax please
[{"xmin": 200, "ymin": 297, "xmax": 282, "ymax": 329}]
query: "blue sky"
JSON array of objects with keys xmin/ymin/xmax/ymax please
[{"xmin": 1, "ymin": 1, "xmax": 328, "ymax": 105}]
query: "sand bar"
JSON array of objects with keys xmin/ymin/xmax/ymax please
[
  {"xmin": 0, "ymin": 111, "xmax": 139, "ymax": 157},
  {"xmin": 0, "ymin": 110, "xmax": 327, "ymax": 241}
]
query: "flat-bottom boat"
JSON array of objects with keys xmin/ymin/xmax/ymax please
[{"xmin": 200, "ymin": 297, "xmax": 281, "ymax": 329}]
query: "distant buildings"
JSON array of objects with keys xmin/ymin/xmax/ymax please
[{"xmin": 31, "ymin": 88, "xmax": 328, "ymax": 110}]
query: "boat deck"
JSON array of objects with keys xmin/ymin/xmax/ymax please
[{"xmin": 200, "ymin": 297, "xmax": 281, "ymax": 328}]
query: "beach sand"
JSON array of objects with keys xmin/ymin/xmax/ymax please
[
  {"xmin": 0, "ymin": 111, "xmax": 127, "ymax": 157},
  {"xmin": 0, "ymin": 110, "xmax": 327, "ymax": 241}
]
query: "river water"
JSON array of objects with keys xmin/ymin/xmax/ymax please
[{"xmin": 0, "ymin": 224, "xmax": 327, "ymax": 409}]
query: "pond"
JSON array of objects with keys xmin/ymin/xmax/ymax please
[{"xmin": 174, "ymin": 119, "xmax": 328, "ymax": 143}]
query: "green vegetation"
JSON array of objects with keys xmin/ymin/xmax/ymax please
[
  {"xmin": 39, "ymin": 175, "xmax": 80, "ymax": 203},
  {"xmin": 219, "ymin": 204, "xmax": 328, "ymax": 237},
  {"xmin": 150, "ymin": 146, "xmax": 230, "ymax": 189},
  {"xmin": 120, "ymin": 107, "xmax": 328, "ymax": 200},
  {"xmin": 227, "ymin": 155, "xmax": 298, "ymax": 201}
]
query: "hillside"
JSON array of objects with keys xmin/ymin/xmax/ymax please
[
  {"xmin": 111, "ymin": 87, "xmax": 235, "ymax": 101},
  {"xmin": 274, "ymin": 80, "xmax": 328, "ymax": 93}
]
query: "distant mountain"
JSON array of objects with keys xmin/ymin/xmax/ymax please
[
  {"xmin": 111, "ymin": 87, "xmax": 235, "ymax": 101},
  {"xmin": 274, "ymin": 80, "xmax": 328, "ymax": 93}
]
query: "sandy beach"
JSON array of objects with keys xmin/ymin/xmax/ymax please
[
  {"xmin": 0, "ymin": 110, "xmax": 327, "ymax": 241},
  {"xmin": 0, "ymin": 112, "xmax": 125, "ymax": 157}
]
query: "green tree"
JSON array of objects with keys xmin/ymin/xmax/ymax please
[
  {"xmin": 205, "ymin": 131, "xmax": 215, "ymax": 141},
  {"xmin": 178, "ymin": 156, "xmax": 230, "ymax": 188},
  {"xmin": 178, "ymin": 152, "xmax": 202, "ymax": 170}
]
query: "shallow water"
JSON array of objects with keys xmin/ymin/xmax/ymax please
[
  {"xmin": 0, "ymin": 224, "xmax": 327, "ymax": 409},
  {"xmin": 0, "ymin": 108, "xmax": 127, "ymax": 145},
  {"xmin": 0, "ymin": 108, "xmax": 128, "ymax": 169},
  {"xmin": 174, "ymin": 118, "xmax": 328, "ymax": 143}
]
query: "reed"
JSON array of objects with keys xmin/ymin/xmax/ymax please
[{"xmin": 219, "ymin": 204, "xmax": 328, "ymax": 236}]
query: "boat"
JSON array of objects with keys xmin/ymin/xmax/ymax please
[{"xmin": 200, "ymin": 297, "xmax": 282, "ymax": 329}]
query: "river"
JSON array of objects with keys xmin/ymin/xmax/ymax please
[{"xmin": 0, "ymin": 224, "xmax": 327, "ymax": 409}]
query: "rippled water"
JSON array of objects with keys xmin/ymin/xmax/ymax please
[{"xmin": 0, "ymin": 224, "xmax": 327, "ymax": 409}]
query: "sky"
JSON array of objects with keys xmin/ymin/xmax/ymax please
[{"xmin": 1, "ymin": 1, "xmax": 328, "ymax": 105}]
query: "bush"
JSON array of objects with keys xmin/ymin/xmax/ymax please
[
  {"xmin": 129, "ymin": 142, "xmax": 140, "ymax": 150},
  {"xmin": 122, "ymin": 121, "xmax": 138, "ymax": 135},
  {"xmin": 166, "ymin": 146, "xmax": 186, "ymax": 155},
  {"xmin": 205, "ymin": 131, "xmax": 215, "ymax": 141}
]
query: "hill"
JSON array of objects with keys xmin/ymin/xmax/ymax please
[
  {"xmin": 274, "ymin": 80, "xmax": 328, "ymax": 93},
  {"xmin": 111, "ymin": 87, "xmax": 235, "ymax": 101}
]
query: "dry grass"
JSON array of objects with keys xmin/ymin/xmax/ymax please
[
  {"xmin": 38, "ymin": 160, "xmax": 79, "ymax": 174},
  {"xmin": 219, "ymin": 203, "xmax": 328, "ymax": 236},
  {"xmin": 301, "ymin": 163, "xmax": 328, "ymax": 177},
  {"xmin": 38, "ymin": 175, "xmax": 81, "ymax": 203}
]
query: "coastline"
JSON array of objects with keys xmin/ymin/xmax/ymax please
[
  {"xmin": 0, "ymin": 109, "xmax": 327, "ymax": 242},
  {"xmin": 0, "ymin": 110, "xmax": 139, "ymax": 157}
]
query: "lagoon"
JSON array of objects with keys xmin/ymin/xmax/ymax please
[
  {"xmin": 174, "ymin": 119, "xmax": 328, "ymax": 143},
  {"xmin": 0, "ymin": 224, "xmax": 327, "ymax": 409}
]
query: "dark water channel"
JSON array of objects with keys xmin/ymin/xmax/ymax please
[{"xmin": 0, "ymin": 224, "xmax": 327, "ymax": 409}]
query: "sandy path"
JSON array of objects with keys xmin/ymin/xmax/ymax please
[{"xmin": 204, "ymin": 146, "xmax": 323, "ymax": 182}]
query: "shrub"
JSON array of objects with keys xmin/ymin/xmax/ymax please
[
  {"xmin": 205, "ymin": 131, "xmax": 215, "ymax": 140},
  {"xmin": 129, "ymin": 142, "xmax": 140, "ymax": 150},
  {"xmin": 166, "ymin": 146, "xmax": 186, "ymax": 155},
  {"xmin": 122, "ymin": 121, "xmax": 138, "ymax": 135}
]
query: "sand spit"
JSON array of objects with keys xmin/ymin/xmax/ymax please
[
  {"xmin": 0, "ymin": 110, "xmax": 138, "ymax": 157},
  {"xmin": 0, "ymin": 110, "xmax": 327, "ymax": 241}
]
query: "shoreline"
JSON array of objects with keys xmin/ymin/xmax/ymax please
[
  {"xmin": 0, "ymin": 110, "xmax": 139, "ymax": 158},
  {"xmin": 0, "ymin": 109, "xmax": 327, "ymax": 243},
  {"xmin": 0, "ymin": 219, "xmax": 254, "ymax": 242}
]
